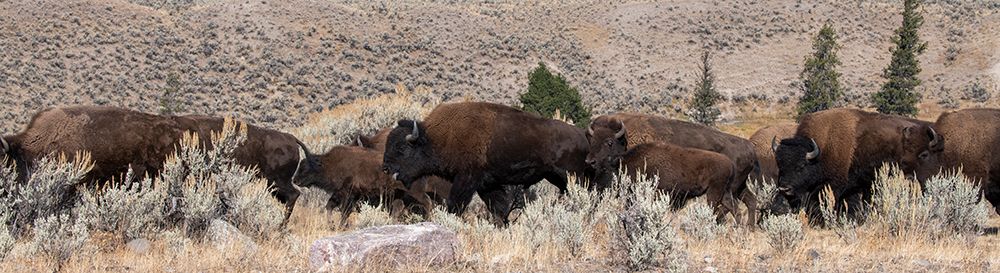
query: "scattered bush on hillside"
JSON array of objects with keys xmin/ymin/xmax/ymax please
[
  {"xmin": 961, "ymin": 80, "xmax": 990, "ymax": 103},
  {"xmin": 520, "ymin": 62, "xmax": 592, "ymax": 127}
]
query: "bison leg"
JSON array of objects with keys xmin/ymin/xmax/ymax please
[
  {"xmin": 708, "ymin": 188, "xmax": 742, "ymax": 224},
  {"xmin": 739, "ymin": 187, "xmax": 760, "ymax": 227},
  {"xmin": 543, "ymin": 170, "xmax": 569, "ymax": 194},
  {"xmin": 338, "ymin": 195, "xmax": 359, "ymax": 228},
  {"xmin": 273, "ymin": 186, "xmax": 300, "ymax": 225},
  {"xmin": 446, "ymin": 173, "xmax": 481, "ymax": 215}
]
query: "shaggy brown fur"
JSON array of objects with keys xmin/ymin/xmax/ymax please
[
  {"xmin": 776, "ymin": 108, "xmax": 941, "ymax": 216},
  {"xmin": 922, "ymin": 108, "xmax": 1000, "ymax": 214},
  {"xmin": 299, "ymin": 145, "xmax": 406, "ymax": 224},
  {"xmin": 3, "ymin": 106, "xmax": 185, "ymax": 186},
  {"xmin": 587, "ymin": 113, "xmax": 759, "ymax": 224},
  {"xmin": 382, "ymin": 102, "xmax": 591, "ymax": 219},
  {"xmin": 621, "ymin": 142, "xmax": 741, "ymax": 223},
  {"xmin": 749, "ymin": 123, "xmax": 797, "ymax": 181}
]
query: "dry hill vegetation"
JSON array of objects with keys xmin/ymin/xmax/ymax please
[
  {"xmin": 0, "ymin": 91, "xmax": 997, "ymax": 272},
  {"xmin": 2, "ymin": 0, "xmax": 1000, "ymax": 132}
]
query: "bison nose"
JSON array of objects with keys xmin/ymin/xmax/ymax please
[
  {"xmin": 585, "ymin": 159, "xmax": 595, "ymax": 165},
  {"xmin": 381, "ymin": 167, "xmax": 390, "ymax": 174}
]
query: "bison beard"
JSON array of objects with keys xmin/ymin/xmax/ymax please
[{"xmin": 381, "ymin": 102, "xmax": 590, "ymax": 222}]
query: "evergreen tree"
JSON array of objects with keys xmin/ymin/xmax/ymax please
[
  {"xmin": 688, "ymin": 51, "xmax": 721, "ymax": 126},
  {"xmin": 871, "ymin": 0, "xmax": 926, "ymax": 116},
  {"xmin": 520, "ymin": 62, "xmax": 592, "ymax": 127},
  {"xmin": 159, "ymin": 72, "xmax": 185, "ymax": 116},
  {"xmin": 798, "ymin": 24, "xmax": 843, "ymax": 117}
]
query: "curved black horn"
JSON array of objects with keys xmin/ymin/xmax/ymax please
[
  {"xmin": 771, "ymin": 136, "xmax": 779, "ymax": 153},
  {"xmin": 587, "ymin": 125, "xmax": 595, "ymax": 137},
  {"xmin": 0, "ymin": 137, "xmax": 7, "ymax": 152},
  {"xmin": 806, "ymin": 138, "xmax": 820, "ymax": 160},
  {"xmin": 405, "ymin": 120, "xmax": 419, "ymax": 143}
]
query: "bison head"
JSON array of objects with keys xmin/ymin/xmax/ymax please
[
  {"xmin": 585, "ymin": 118, "xmax": 628, "ymax": 175},
  {"xmin": 773, "ymin": 136, "xmax": 822, "ymax": 207},
  {"xmin": 899, "ymin": 125, "xmax": 943, "ymax": 181},
  {"xmin": 382, "ymin": 120, "xmax": 439, "ymax": 187},
  {"xmin": 292, "ymin": 150, "xmax": 325, "ymax": 188}
]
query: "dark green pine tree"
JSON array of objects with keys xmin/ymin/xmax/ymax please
[
  {"xmin": 688, "ymin": 50, "xmax": 721, "ymax": 126},
  {"xmin": 520, "ymin": 62, "xmax": 592, "ymax": 127},
  {"xmin": 871, "ymin": 0, "xmax": 926, "ymax": 116},
  {"xmin": 798, "ymin": 24, "xmax": 844, "ymax": 117}
]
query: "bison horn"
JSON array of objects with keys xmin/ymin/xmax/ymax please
[
  {"xmin": 771, "ymin": 136, "xmax": 779, "ymax": 153},
  {"xmin": 614, "ymin": 121, "xmax": 626, "ymax": 139},
  {"xmin": 405, "ymin": 120, "xmax": 420, "ymax": 143},
  {"xmin": 805, "ymin": 138, "xmax": 820, "ymax": 161},
  {"xmin": 0, "ymin": 137, "xmax": 7, "ymax": 152},
  {"xmin": 928, "ymin": 127, "xmax": 941, "ymax": 147},
  {"xmin": 587, "ymin": 125, "xmax": 595, "ymax": 137}
]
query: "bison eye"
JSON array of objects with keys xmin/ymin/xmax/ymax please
[
  {"xmin": 606, "ymin": 140, "xmax": 613, "ymax": 147},
  {"xmin": 919, "ymin": 151, "xmax": 930, "ymax": 160}
]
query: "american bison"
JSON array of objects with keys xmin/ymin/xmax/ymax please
[
  {"xmin": 588, "ymin": 123, "xmax": 741, "ymax": 222},
  {"xmin": 773, "ymin": 108, "xmax": 942, "ymax": 217},
  {"xmin": 381, "ymin": 102, "xmax": 591, "ymax": 220},
  {"xmin": 0, "ymin": 106, "xmax": 318, "ymax": 221},
  {"xmin": 749, "ymin": 123, "xmax": 797, "ymax": 181},
  {"xmin": 172, "ymin": 114, "xmax": 320, "ymax": 220},
  {"xmin": 917, "ymin": 108, "xmax": 999, "ymax": 215},
  {"xmin": 586, "ymin": 113, "xmax": 759, "ymax": 224}
]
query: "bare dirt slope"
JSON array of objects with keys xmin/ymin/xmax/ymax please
[{"xmin": 1, "ymin": 0, "xmax": 998, "ymax": 132}]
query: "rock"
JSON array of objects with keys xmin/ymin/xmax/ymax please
[
  {"xmin": 308, "ymin": 222, "xmax": 458, "ymax": 270},
  {"xmin": 912, "ymin": 259, "xmax": 931, "ymax": 267},
  {"xmin": 126, "ymin": 239, "xmax": 151, "ymax": 254},
  {"xmin": 703, "ymin": 266, "xmax": 718, "ymax": 273},
  {"xmin": 205, "ymin": 219, "xmax": 258, "ymax": 253},
  {"xmin": 807, "ymin": 249, "xmax": 821, "ymax": 260}
]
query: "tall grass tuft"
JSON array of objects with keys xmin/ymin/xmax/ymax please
[{"xmin": 606, "ymin": 168, "xmax": 687, "ymax": 271}]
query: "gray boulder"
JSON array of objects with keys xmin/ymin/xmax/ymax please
[
  {"xmin": 125, "ymin": 238, "xmax": 151, "ymax": 254},
  {"xmin": 308, "ymin": 222, "xmax": 458, "ymax": 270}
]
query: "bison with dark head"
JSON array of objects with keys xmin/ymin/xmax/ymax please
[
  {"xmin": 916, "ymin": 108, "xmax": 999, "ymax": 215},
  {"xmin": 382, "ymin": 102, "xmax": 591, "ymax": 220},
  {"xmin": 774, "ymin": 108, "xmax": 942, "ymax": 218},
  {"xmin": 585, "ymin": 113, "xmax": 760, "ymax": 224}
]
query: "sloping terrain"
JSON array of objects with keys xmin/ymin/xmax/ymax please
[{"xmin": 1, "ymin": 0, "xmax": 998, "ymax": 132}]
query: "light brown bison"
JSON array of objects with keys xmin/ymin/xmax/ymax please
[
  {"xmin": 616, "ymin": 141, "xmax": 741, "ymax": 223},
  {"xmin": 917, "ymin": 108, "xmax": 999, "ymax": 215},
  {"xmin": 586, "ymin": 113, "xmax": 759, "ymax": 224},
  {"xmin": 381, "ymin": 102, "xmax": 591, "ymax": 220},
  {"xmin": 293, "ymin": 145, "xmax": 409, "ymax": 224},
  {"xmin": 774, "ymin": 108, "xmax": 942, "ymax": 216},
  {"xmin": 749, "ymin": 123, "xmax": 797, "ymax": 181}
]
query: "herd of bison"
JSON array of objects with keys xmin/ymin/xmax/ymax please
[{"xmin": 1, "ymin": 102, "xmax": 998, "ymax": 228}]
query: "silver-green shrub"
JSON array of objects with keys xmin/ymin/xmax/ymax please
[
  {"xmin": 354, "ymin": 203, "xmax": 395, "ymax": 229},
  {"xmin": 1, "ymin": 153, "xmax": 92, "ymax": 237},
  {"xmin": 920, "ymin": 170, "xmax": 990, "ymax": 235},
  {"xmin": 760, "ymin": 213, "xmax": 804, "ymax": 253},
  {"xmin": 869, "ymin": 164, "xmax": 934, "ymax": 236},
  {"xmin": 78, "ymin": 169, "xmax": 166, "ymax": 241},
  {"xmin": 606, "ymin": 169, "xmax": 687, "ymax": 271},
  {"xmin": 30, "ymin": 212, "xmax": 89, "ymax": 269},
  {"xmin": 679, "ymin": 198, "xmax": 726, "ymax": 242}
]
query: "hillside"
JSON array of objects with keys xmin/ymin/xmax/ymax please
[{"xmin": 2, "ymin": 0, "xmax": 999, "ymax": 132}]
